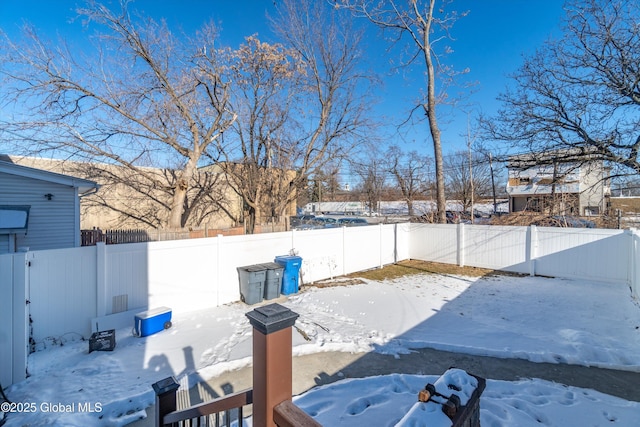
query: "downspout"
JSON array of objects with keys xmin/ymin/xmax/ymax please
[{"xmin": 74, "ymin": 188, "xmax": 81, "ymax": 247}]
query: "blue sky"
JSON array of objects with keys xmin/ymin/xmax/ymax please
[{"xmin": 0, "ymin": 0, "xmax": 566, "ymax": 158}]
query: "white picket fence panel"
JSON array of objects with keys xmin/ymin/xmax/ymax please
[{"xmin": 1, "ymin": 222, "xmax": 639, "ymax": 387}]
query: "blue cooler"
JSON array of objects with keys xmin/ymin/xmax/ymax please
[{"xmin": 134, "ymin": 307, "xmax": 172, "ymax": 337}]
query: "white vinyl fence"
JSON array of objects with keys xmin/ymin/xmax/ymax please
[
  {"xmin": 0, "ymin": 254, "xmax": 28, "ymax": 388},
  {"xmin": 410, "ymin": 223, "xmax": 632, "ymax": 284},
  {"xmin": 1, "ymin": 222, "xmax": 638, "ymax": 387},
  {"xmin": 631, "ymin": 232, "xmax": 640, "ymax": 302}
]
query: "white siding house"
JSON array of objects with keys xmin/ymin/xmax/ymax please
[
  {"xmin": 0, "ymin": 160, "xmax": 99, "ymax": 253},
  {"xmin": 506, "ymin": 151, "xmax": 610, "ymax": 216}
]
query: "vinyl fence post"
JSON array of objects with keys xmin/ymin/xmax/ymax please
[
  {"xmin": 342, "ymin": 225, "xmax": 347, "ymax": 276},
  {"xmin": 379, "ymin": 223, "xmax": 384, "ymax": 269},
  {"xmin": 96, "ymin": 242, "xmax": 107, "ymax": 317},
  {"xmin": 457, "ymin": 222, "xmax": 465, "ymax": 267},
  {"xmin": 10, "ymin": 253, "xmax": 29, "ymax": 385},
  {"xmin": 291, "ymin": 229, "xmax": 297, "ymax": 256},
  {"xmin": 216, "ymin": 234, "xmax": 223, "ymax": 306},
  {"xmin": 393, "ymin": 223, "xmax": 398, "ymax": 264},
  {"xmin": 628, "ymin": 230, "xmax": 638, "ymax": 300},
  {"xmin": 527, "ymin": 225, "xmax": 537, "ymax": 276}
]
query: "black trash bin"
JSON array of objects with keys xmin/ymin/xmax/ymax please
[
  {"xmin": 237, "ymin": 265, "xmax": 267, "ymax": 305},
  {"xmin": 261, "ymin": 262, "xmax": 284, "ymax": 300}
]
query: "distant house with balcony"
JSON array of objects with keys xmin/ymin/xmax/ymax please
[{"xmin": 506, "ymin": 150, "xmax": 610, "ymax": 216}]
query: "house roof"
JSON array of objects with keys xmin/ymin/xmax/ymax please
[
  {"xmin": 507, "ymin": 148, "xmax": 602, "ymax": 170},
  {"xmin": 0, "ymin": 159, "xmax": 100, "ymax": 194}
]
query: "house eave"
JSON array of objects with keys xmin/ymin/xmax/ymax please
[{"xmin": 0, "ymin": 159, "xmax": 99, "ymax": 191}]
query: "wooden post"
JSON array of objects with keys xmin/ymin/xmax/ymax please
[
  {"xmin": 246, "ymin": 303, "xmax": 299, "ymax": 427},
  {"xmin": 152, "ymin": 376, "xmax": 180, "ymax": 427}
]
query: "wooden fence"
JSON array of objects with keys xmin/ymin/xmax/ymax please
[
  {"xmin": 81, "ymin": 229, "xmax": 151, "ymax": 246},
  {"xmin": 81, "ymin": 226, "xmax": 247, "ymax": 246}
]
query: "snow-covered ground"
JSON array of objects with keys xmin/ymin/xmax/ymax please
[
  {"xmin": 2, "ymin": 273, "xmax": 640, "ymax": 426},
  {"xmin": 293, "ymin": 373, "xmax": 640, "ymax": 426}
]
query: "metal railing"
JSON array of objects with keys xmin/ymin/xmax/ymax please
[{"xmin": 160, "ymin": 389, "xmax": 253, "ymax": 427}]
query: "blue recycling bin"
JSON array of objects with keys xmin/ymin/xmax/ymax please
[{"xmin": 274, "ymin": 255, "xmax": 302, "ymax": 295}]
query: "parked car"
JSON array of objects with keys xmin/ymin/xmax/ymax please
[
  {"xmin": 445, "ymin": 211, "xmax": 460, "ymax": 224},
  {"xmin": 292, "ymin": 222, "xmax": 320, "ymax": 231},
  {"xmin": 337, "ymin": 217, "xmax": 369, "ymax": 226},
  {"xmin": 312, "ymin": 217, "xmax": 339, "ymax": 228},
  {"xmin": 290, "ymin": 214, "xmax": 315, "ymax": 228}
]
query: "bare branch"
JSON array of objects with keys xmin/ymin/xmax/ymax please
[
  {"xmin": 0, "ymin": 1, "xmax": 236, "ymax": 228},
  {"xmin": 481, "ymin": 0, "xmax": 640, "ymax": 176}
]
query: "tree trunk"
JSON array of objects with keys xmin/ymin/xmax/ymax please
[
  {"xmin": 245, "ymin": 184, "xmax": 262, "ymax": 234},
  {"xmin": 246, "ymin": 206, "xmax": 256, "ymax": 235},
  {"xmin": 429, "ymin": 128, "xmax": 447, "ymax": 224},
  {"xmin": 423, "ymin": 0, "xmax": 446, "ymax": 224},
  {"xmin": 426, "ymin": 88, "xmax": 446, "ymax": 224},
  {"xmin": 167, "ymin": 156, "xmax": 199, "ymax": 229}
]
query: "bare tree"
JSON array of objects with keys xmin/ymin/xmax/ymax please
[
  {"xmin": 0, "ymin": 0, "xmax": 236, "ymax": 229},
  {"xmin": 309, "ymin": 163, "xmax": 342, "ymax": 203},
  {"xmin": 339, "ymin": 0, "xmax": 470, "ymax": 223},
  {"xmin": 214, "ymin": 36, "xmax": 302, "ymax": 233},
  {"xmin": 263, "ymin": 0, "xmax": 372, "ymax": 226},
  {"xmin": 351, "ymin": 148, "xmax": 388, "ymax": 214},
  {"xmin": 445, "ymin": 151, "xmax": 492, "ymax": 213},
  {"xmin": 481, "ymin": 0, "xmax": 640, "ymax": 176},
  {"xmin": 323, "ymin": 163, "xmax": 344, "ymax": 201},
  {"xmin": 385, "ymin": 145, "xmax": 431, "ymax": 216}
]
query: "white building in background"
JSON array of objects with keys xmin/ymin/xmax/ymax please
[
  {"xmin": 303, "ymin": 201, "xmax": 366, "ymax": 215},
  {"xmin": 506, "ymin": 150, "xmax": 610, "ymax": 216}
]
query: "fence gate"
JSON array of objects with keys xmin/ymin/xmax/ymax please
[
  {"xmin": 26, "ymin": 247, "xmax": 97, "ymax": 347},
  {"xmin": 0, "ymin": 253, "xmax": 28, "ymax": 388}
]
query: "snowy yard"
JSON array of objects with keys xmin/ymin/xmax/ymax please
[{"xmin": 3, "ymin": 271, "xmax": 640, "ymax": 426}]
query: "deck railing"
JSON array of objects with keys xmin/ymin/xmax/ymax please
[
  {"xmin": 154, "ymin": 384, "xmax": 252, "ymax": 426},
  {"xmin": 154, "ymin": 304, "xmax": 320, "ymax": 427},
  {"xmin": 273, "ymin": 400, "xmax": 322, "ymax": 427}
]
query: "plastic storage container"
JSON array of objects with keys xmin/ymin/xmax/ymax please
[
  {"xmin": 261, "ymin": 262, "xmax": 284, "ymax": 300},
  {"xmin": 134, "ymin": 307, "xmax": 172, "ymax": 337},
  {"xmin": 274, "ymin": 255, "xmax": 302, "ymax": 295},
  {"xmin": 89, "ymin": 329, "xmax": 116, "ymax": 352},
  {"xmin": 237, "ymin": 265, "xmax": 267, "ymax": 304}
]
